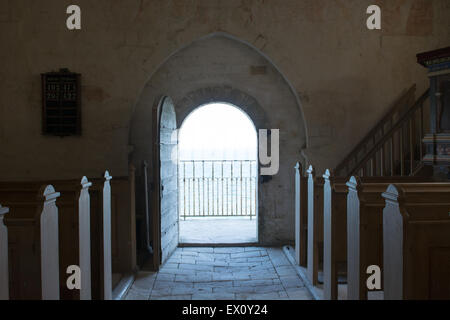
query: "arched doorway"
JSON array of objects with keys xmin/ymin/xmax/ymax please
[
  {"xmin": 178, "ymin": 103, "xmax": 258, "ymax": 244},
  {"xmin": 129, "ymin": 33, "xmax": 308, "ymax": 271}
]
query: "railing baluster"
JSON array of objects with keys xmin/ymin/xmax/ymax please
[
  {"xmin": 254, "ymin": 163, "xmax": 257, "ymax": 216},
  {"xmin": 217, "ymin": 163, "xmax": 219, "ymax": 216},
  {"xmin": 222, "ymin": 161, "xmax": 225, "ymax": 215},
  {"xmin": 183, "ymin": 162, "xmax": 186, "ymax": 219},
  {"xmin": 400, "ymin": 127, "xmax": 404, "ymax": 176},
  {"xmin": 197, "ymin": 162, "xmax": 201, "ymax": 216},
  {"xmin": 380, "ymin": 143, "xmax": 385, "ymax": 177},
  {"xmin": 192, "ymin": 175, "xmax": 195, "ymax": 216},
  {"xmin": 202, "ymin": 161, "xmax": 205, "ymax": 216},
  {"xmin": 419, "ymin": 104, "xmax": 424, "ymax": 158},
  {"xmin": 207, "ymin": 163, "xmax": 210, "ymax": 215},
  {"xmin": 188, "ymin": 175, "xmax": 191, "ymax": 217},
  {"xmin": 212, "ymin": 163, "xmax": 215, "ymax": 215},
  {"xmin": 245, "ymin": 162, "xmax": 248, "ymax": 217},
  {"xmin": 231, "ymin": 163, "xmax": 234, "ymax": 216},
  {"xmin": 409, "ymin": 119, "xmax": 414, "ymax": 175},
  {"xmin": 390, "ymin": 137, "xmax": 394, "ymax": 176},
  {"xmin": 178, "ymin": 160, "xmax": 257, "ymax": 218},
  {"xmin": 240, "ymin": 161, "xmax": 243, "ymax": 216},
  {"xmin": 370, "ymin": 157, "xmax": 374, "ymax": 176},
  {"xmin": 248, "ymin": 162, "xmax": 253, "ymax": 216}
]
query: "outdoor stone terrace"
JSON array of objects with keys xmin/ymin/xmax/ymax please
[{"xmin": 124, "ymin": 247, "xmax": 313, "ymax": 300}]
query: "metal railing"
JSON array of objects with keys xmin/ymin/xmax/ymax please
[{"xmin": 178, "ymin": 160, "xmax": 257, "ymax": 220}]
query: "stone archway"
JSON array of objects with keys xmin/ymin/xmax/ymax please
[{"xmin": 129, "ymin": 33, "xmax": 308, "ymax": 266}]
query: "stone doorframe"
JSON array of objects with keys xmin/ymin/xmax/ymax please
[{"xmin": 176, "ymin": 85, "xmax": 270, "ymax": 244}]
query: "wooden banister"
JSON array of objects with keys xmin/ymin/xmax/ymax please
[
  {"xmin": 335, "ymin": 86, "xmax": 430, "ymax": 178},
  {"xmin": 351, "ymin": 89, "xmax": 430, "ymax": 177},
  {"xmin": 335, "ymin": 85, "xmax": 416, "ymax": 176}
]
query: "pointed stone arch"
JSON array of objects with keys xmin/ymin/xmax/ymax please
[{"xmin": 129, "ymin": 32, "xmax": 308, "ymax": 255}]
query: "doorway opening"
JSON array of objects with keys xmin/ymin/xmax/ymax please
[{"xmin": 178, "ymin": 103, "xmax": 258, "ymax": 244}]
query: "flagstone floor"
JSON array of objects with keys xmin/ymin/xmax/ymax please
[
  {"xmin": 124, "ymin": 246, "xmax": 313, "ymax": 300},
  {"xmin": 179, "ymin": 218, "xmax": 257, "ymax": 244}
]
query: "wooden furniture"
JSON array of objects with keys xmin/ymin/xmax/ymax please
[
  {"xmin": 346, "ymin": 176, "xmax": 439, "ymax": 300},
  {"xmin": 78, "ymin": 177, "xmax": 92, "ymax": 300},
  {"xmin": 0, "ymin": 204, "xmax": 9, "ymax": 300},
  {"xmin": 417, "ymin": 47, "xmax": 450, "ymax": 179},
  {"xmin": 294, "ymin": 162, "xmax": 307, "ymax": 267},
  {"xmin": 39, "ymin": 185, "xmax": 61, "ymax": 300},
  {"xmin": 322, "ymin": 170, "xmax": 348, "ymax": 300},
  {"xmin": 306, "ymin": 165, "xmax": 324, "ymax": 285},
  {"xmin": 1, "ymin": 184, "xmax": 50, "ymax": 299},
  {"xmin": 0, "ymin": 172, "xmax": 130, "ymax": 300},
  {"xmin": 102, "ymin": 171, "xmax": 113, "ymax": 300},
  {"xmin": 382, "ymin": 183, "xmax": 450, "ymax": 300},
  {"xmin": 0, "ymin": 185, "xmax": 62, "ymax": 300}
]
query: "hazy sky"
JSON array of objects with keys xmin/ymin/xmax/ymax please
[{"xmin": 179, "ymin": 103, "xmax": 257, "ymax": 160}]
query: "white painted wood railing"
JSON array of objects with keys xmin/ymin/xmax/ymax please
[
  {"xmin": 294, "ymin": 163, "xmax": 301, "ymax": 265},
  {"xmin": 0, "ymin": 204, "xmax": 9, "ymax": 300},
  {"xmin": 1, "ymin": 170, "xmax": 114, "ymax": 300},
  {"xmin": 39, "ymin": 185, "xmax": 61, "ymax": 300},
  {"xmin": 103, "ymin": 171, "xmax": 112, "ymax": 300},
  {"xmin": 79, "ymin": 177, "xmax": 92, "ymax": 300}
]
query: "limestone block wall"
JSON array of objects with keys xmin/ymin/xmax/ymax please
[{"xmin": 0, "ymin": 0, "xmax": 449, "ymax": 245}]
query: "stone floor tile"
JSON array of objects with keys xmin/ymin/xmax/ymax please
[
  {"xmin": 275, "ymin": 265, "xmax": 298, "ymax": 277},
  {"xmin": 192, "ymin": 293, "xmax": 235, "ymax": 300},
  {"xmin": 154, "ymin": 294, "xmax": 192, "ymax": 300},
  {"xmin": 179, "ymin": 263, "xmax": 214, "ymax": 272},
  {"xmin": 183, "ymin": 247, "xmax": 214, "ymax": 253},
  {"xmin": 233, "ymin": 279, "xmax": 274, "ymax": 287},
  {"xmin": 214, "ymin": 247, "xmax": 245, "ymax": 253},
  {"xmin": 124, "ymin": 246, "xmax": 313, "ymax": 301},
  {"xmin": 125, "ymin": 288, "xmax": 150, "ymax": 300},
  {"xmin": 236, "ymin": 292, "xmax": 281, "ymax": 300},
  {"xmin": 230, "ymin": 251, "xmax": 262, "ymax": 259},
  {"xmin": 286, "ymin": 288, "xmax": 313, "ymax": 300},
  {"xmin": 279, "ymin": 276, "xmax": 304, "ymax": 288}
]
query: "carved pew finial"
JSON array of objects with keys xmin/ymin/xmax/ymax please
[
  {"xmin": 306, "ymin": 164, "xmax": 318, "ymax": 285},
  {"xmin": 294, "ymin": 162, "xmax": 306, "ymax": 266},
  {"xmin": 103, "ymin": 170, "xmax": 113, "ymax": 300},
  {"xmin": 81, "ymin": 176, "xmax": 92, "ymax": 189},
  {"xmin": 39, "ymin": 185, "xmax": 61, "ymax": 300},
  {"xmin": 307, "ymin": 165, "xmax": 314, "ymax": 176},
  {"xmin": 322, "ymin": 168, "xmax": 336, "ymax": 300},
  {"xmin": 346, "ymin": 176, "xmax": 360, "ymax": 191},
  {"xmin": 323, "ymin": 169, "xmax": 331, "ymax": 180},
  {"xmin": 345, "ymin": 175, "xmax": 365, "ymax": 300},
  {"xmin": 79, "ymin": 176, "xmax": 92, "ymax": 300}
]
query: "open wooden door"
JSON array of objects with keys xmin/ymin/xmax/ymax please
[{"xmin": 151, "ymin": 96, "xmax": 179, "ymax": 270}]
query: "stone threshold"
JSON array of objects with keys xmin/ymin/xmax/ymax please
[{"xmin": 179, "ymin": 242, "xmax": 260, "ymax": 248}]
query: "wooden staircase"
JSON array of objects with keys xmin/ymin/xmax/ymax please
[{"xmin": 335, "ymin": 84, "xmax": 431, "ymax": 178}]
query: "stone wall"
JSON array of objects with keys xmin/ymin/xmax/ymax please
[{"xmin": 0, "ymin": 0, "xmax": 449, "ymax": 244}]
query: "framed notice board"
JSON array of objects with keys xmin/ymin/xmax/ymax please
[{"xmin": 41, "ymin": 69, "xmax": 81, "ymax": 136}]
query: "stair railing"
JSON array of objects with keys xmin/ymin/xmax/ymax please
[
  {"xmin": 334, "ymin": 84, "xmax": 431, "ymax": 177},
  {"xmin": 346, "ymin": 89, "xmax": 430, "ymax": 177}
]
